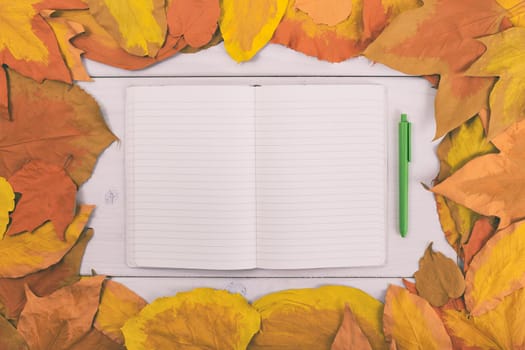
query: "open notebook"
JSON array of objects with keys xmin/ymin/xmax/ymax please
[{"xmin": 125, "ymin": 84, "xmax": 387, "ymax": 269}]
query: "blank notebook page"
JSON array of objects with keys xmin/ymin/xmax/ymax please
[
  {"xmin": 126, "ymin": 86, "xmax": 257, "ymax": 269},
  {"xmin": 255, "ymin": 85, "xmax": 387, "ymax": 268}
]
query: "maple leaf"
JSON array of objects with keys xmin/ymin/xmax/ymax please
[
  {"xmin": 68, "ymin": 329, "xmax": 124, "ymax": 350},
  {"xmin": 364, "ymin": 0, "xmax": 510, "ymax": 139},
  {"xmin": 0, "ymin": 228, "xmax": 92, "ymax": 321},
  {"xmin": 0, "ymin": 315, "xmax": 29, "ymax": 350},
  {"xmin": 250, "ymin": 286, "xmax": 386, "ymax": 350},
  {"xmin": 55, "ymin": 9, "xmax": 187, "ymax": 70},
  {"xmin": 461, "ymin": 217, "xmax": 496, "ymax": 272},
  {"xmin": 294, "ymin": 0, "xmax": 353, "ymax": 26},
  {"xmin": 432, "ymin": 118, "xmax": 525, "ymax": 229},
  {"xmin": 17, "ymin": 276, "xmax": 105, "ymax": 350},
  {"xmin": 0, "ymin": 1, "xmax": 88, "ymax": 118},
  {"xmin": 122, "ymin": 288, "xmax": 260, "ymax": 350},
  {"xmin": 86, "ymin": 0, "xmax": 167, "ymax": 57},
  {"xmin": 272, "ymin": 0, "xmax": 421, "ymax": 62},
  {"xmin": 6, "ymin": 160, "xmax": 77, "ymax": 239},
  {"xmin": 466, "ymin": 28, "xmax": 525, "ymax": 139},
  {"xmin": 0, "ymin": 178, "xmax": 15, "ymax": 239},
  {"xmin": 0, "ymin": 69, "xmax": 116, "ymax": 186}
]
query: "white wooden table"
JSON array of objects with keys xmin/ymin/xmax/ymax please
[{"xmin": 77, "ymin": 43, "xmax": 455, "ymax": 302}]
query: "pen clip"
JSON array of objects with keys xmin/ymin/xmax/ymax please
[{"xmin": 407, "ymin": 122, "xmax": 411, "ymax": 162}]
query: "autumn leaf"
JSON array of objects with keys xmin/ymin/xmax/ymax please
[
  {"xmin": 364, "ymin": 0, "xmax": 509, "ymax": 139},
  {"xmin": 462, "ymin": 217, "xmax": 496, "ymax": 272},
  {"xmin": 0, "ymin": 177, "xmax": 15, "ymax": 239},
  {"xmin": 466, "ymin": 28, "xmax": 525, "ymax": 139},
  {"xmin": 414, "ymin": 244, "xmax": 465, "ymax": 307},
  {"xmin": 0, "ymin": 69, "xmax": 116, "ymax": 186},
  {"xmin": 0, "ymin": 228, "xmax": 93, "ymax": 321},
  {"xmin": 432, "ymin": 118, "xmax": 525, "ymax": 229},
  {"xmin": 46, "ymin": 15, "xmax": 91, "ymax": 81},
  {"xmin": 272, "ymin": 0, "xmax": 421, "ymax": 62},
  {"xmin": 0, "ymin": 315, "xmax": 28, "ymax": 350},
  {"xmin": 166, "ymin": 0, "xmax": 220, "ymax": 48},
  {"xmin": 17, "ymin": 276, "xmax": 105, "ymax": 350},
  {"xmin": 465, "ymin": 219, "xmax": 525, "ymax": 316},
  {"xmin": 6, "ymin": 160, "xmax": 77, "ymax": 239},
  {"xmin": 383, "ymin": 285, "xmax": 453, "ymax": 349},
  {"xmin": 122, "ymin": 288, "xmax": 260, "ymax": 350},
  {"xmin": 294, "ymin": 0, "xmax": 352, "ymax": 26},
  {"xmin": 55, "ymin": 9, "xmax": 187, "ymax": 70},
  {"xmin": 496, "ymin": 0, "xmax": 525, "ymax": 28},
  {"xmin": 69, "ymin": 329, "xmax": 124, "ymax": 350},
  {"xmin": 250, "ymin": 286, "xmax": 386, "ymax": 350},
  {"xmin": 331, "ymin": 304, "xmax": 373, "ymax": 350},
  {"xmin": 86, "ymin": 0, "xmax": 167, "ymax": 57},
  {"xmin": 0, "ymin": 0, "xmax": 88, "ymax": 118},
  {"xmin": 219, "ymin": 0, "xmax": 288, "ymax": 62},
  {"xmin": 0, "ymin": 205, "xmax": 93, "ymax": 278},
  {"xmin": 94, "ymin": 280, "xmax": 147, "ymax": 344},
  {"xmin": 444, "ymin": 287, "xmax": 525, "ymax": 349}
]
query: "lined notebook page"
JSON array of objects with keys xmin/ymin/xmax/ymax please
[
  {"xmin": 255, "ymin": 85, "xmax": 387, "ymax": 269},
  {"xmin": 126, "ymin": 86, "xmax": 257, "ymax": 269}
]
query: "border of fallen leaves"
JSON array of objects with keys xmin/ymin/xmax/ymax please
[{"xmin": 1, "ymin": 1, "xmax": 525, "ymax": 349}]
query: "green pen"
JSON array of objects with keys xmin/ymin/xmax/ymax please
[{"xmin": 399, "ymin": 114, "xmax": 411, "ymax": 237}]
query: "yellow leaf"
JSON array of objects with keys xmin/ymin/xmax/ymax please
[
  {"xmin": 465, "ymin": 219, "xmax": 525, "ymax": 316},
  {"xmin": 414, "ymin": 244, "xmax": 465, "ymax": 307},
  {"xmin": 0, "ymin": 177, "xmax": 15, "ymax": 239},
  {"xmin": 250, "ymin": 286, "xmax": 386, "ymax": 350},
  {"xmin": 219, "ymin": 0, "xmax": 289, "ymax": 62},
  {"xmin": 94, "ymin": 280, "xmax": 147, "ymax": 344},
  {"xmin": 0, "ymin": 205, "xmax": 94, "ymax": 278},
  {"xmin": 86, "ymin": 0, "xmax": 167, "ymax": 57},
  {"xmin": 122, "ymin": 288, "xmax": 260, "ymax": 350},
  {"xmin": 444, "ymin": 287, "xmax": 525, "ymax": 349},
  {"xmin": 496, "ymin": 0, "xmax": 525, "ymax": 27},
  {"xmin": 383, "ymin": 285, "xmax": 452, "ymax": 349}
]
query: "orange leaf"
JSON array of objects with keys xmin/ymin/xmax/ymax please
[
  {"xmin": 0, "ymin": 228, "xmax": 93, "ymax": 321},
  {"xmin": 7, "ymin": 160, "xmax": 77, "ymax": 239},
  {"xmin": 331, "ymin": 304, "xmax": 373, "ymax": 350},
  {"xmin": 166, "ymin": 0, "xmax": 220, "ymax": 48},
  {"xmin": 69, "ymin": 329, "xmax": 124, "ymax": 350},
  {"xmin": 55, "ymin": 9, "xmax": 186, "ymax": 70},
  {"xmin": 0, "ymin": 69, "xmax": 116, "ymax": 185},
  {"xmin": 0, "ymin": 315, "xmax": 28, "ymax": 350},
  {"xmin": 0, "ymin": 205, "xmax": 93, "ymax": 279},
  {"xmin": 294, "ymin": 0, "xmax": 352, "ymax": 26},
  {"xmin": 364, "ymin": 0, "xmax": 509, "ymax": 139},
  {"xmin": 462, "ymin": 217, "xmax": 496, "ymax": 272},
  {"xmin": 17, "ymin": 276, "xmax": 105, "ymax": 350},
  {"xmin": 383, "ymin": 285, "xmax": 453, "ymax": 349},
  {"xmin": 272, "ymin": 0, "xmax": 421, "ymax": 62},
  {"xmin": 94, "ymin": 280, "xmax": 147, "ymax": 344},
  {"xmin": 433, "ymin": 119, "xmax": 525, "ymax": 229}
]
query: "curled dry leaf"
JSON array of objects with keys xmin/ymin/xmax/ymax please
[
  {"xmin": 414, "ymin": 244, "xmax": 465, "ymax": 307},
  {"xmin": 86, "ymin": 0, "xmax": 167, "ymax": 57},
  {"xmin": 444, "ymin": 287, "xmax": 525, "ymax": 349},
  {"xmin": 219, "ymin": 0, "xmax": 288, "ymax": 62},
  {"xmin": 0, "ymin": 69, "xmax": 116, "ymax": 186},
  {"xmin": 272, "ymin": 0, "xmax": 421, "ymax": 62},
  {"xmin": 6, "ymin": 160, "xmax": 77, "ymax": 239},
  {"xmin": 0, "ymin": 315, "xmax": 28, "ymax": 350},
  {"xmin": 122, "ymin": 288, "xmax": 260, "ymax": 350},
  {"xmin": 0, "ymin": 177, "xmax": 15, "ymax": 239},
  {"xmin": 465, "ymin": 219, "xmax": 525, "ymax": 316},
  {"xmin": 0, "ymin": 0, "xmax": 88, "ymax": 118},
  {"xmin": 0, "ymin": 228, "xmax": 93, "ymax": 321},
  {"xmin": 250, "ymin": 286, "xmax": 386, "ymax": 350},
  {"xmin": 94, "ymin": 280, "xmax": 148, "ymax": 345},
  {"xmin": 331, "ymin": 304, "xmax": 373, "ymax": 350},
  {"xmin": 466, "ymin": 28, "xmax": 525, "ymax": 139},
  {"xmin": 383, "ymin": 285, "xmax": 453, "ymax": 349},
  {"xmin": 294, "ymin": 0, "xmax": 353, "ymax": 26},
  {"xmin": 0, "ymin": 205, "xmax": 93, "ymax": 278},
  {"xmin": 55, "ymin": 10, "xmax": 186, "ymax": 71},
  {"xmin": 364, "ymin": 0, "xmax": 509, "ymax": 139},
  {"xmin": 433, "ymin": 118, "xmax": 525, "ymax": 229},
  {"xmin": 17, "ymin": 276, "xmax": 105, "ymax": 350},
  {"xmin": 166, "ymin": 0, "xmax": 220, "ymax": 48}
]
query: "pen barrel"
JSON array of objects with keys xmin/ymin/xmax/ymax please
[{"xmin": 399, "ymin": 122, "xmax": 409, "ymax": 237}]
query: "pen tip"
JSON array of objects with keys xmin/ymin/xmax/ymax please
[{"xmin": 401, "ymin": 114, "xmax": 407, "ymax": 122}]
